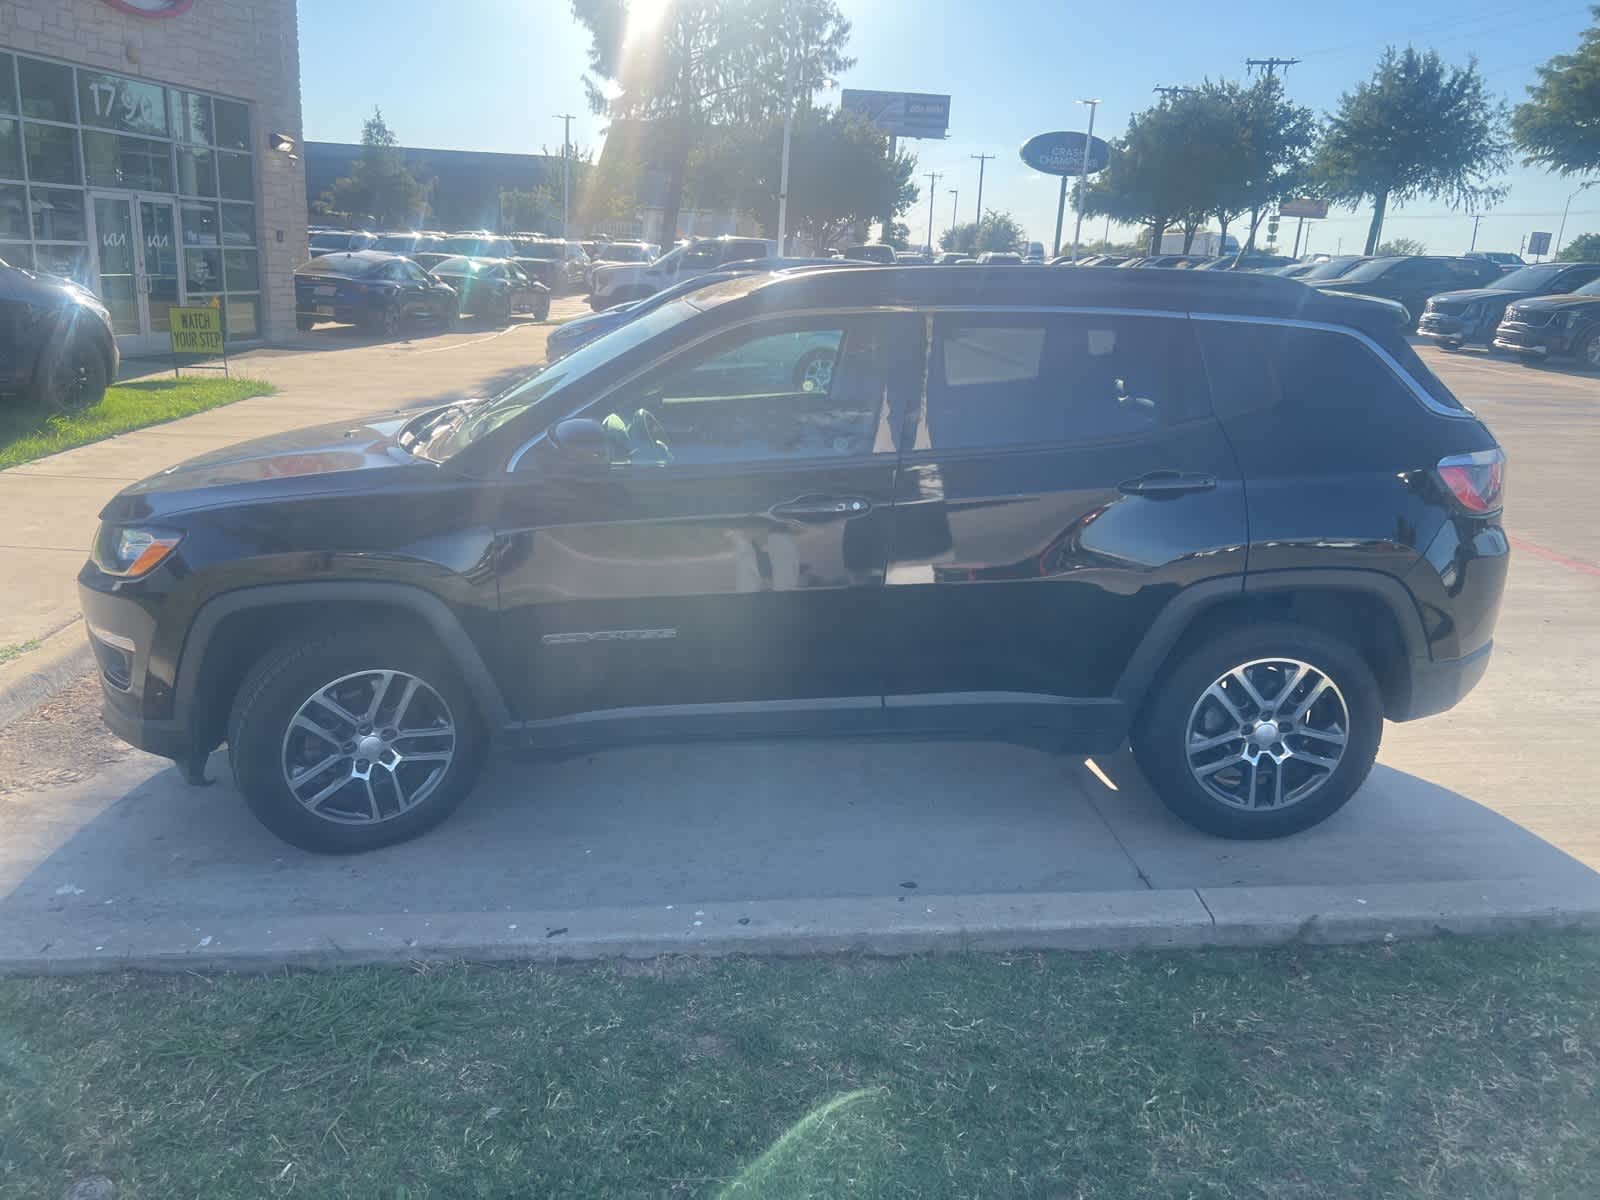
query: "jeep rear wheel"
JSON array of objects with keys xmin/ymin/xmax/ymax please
[
  {"xmin": 1132, "ymin": 623, "xmax": 1382, "ymax": 839},
  {"xmin": 228, "ymin": 631, "xmax": 486, "ymax": 853}
]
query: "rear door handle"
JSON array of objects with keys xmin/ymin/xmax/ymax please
[
  {"xmin": 771, "ymin": 495, "xmax": 873, "ymax": 521},
  {"xmin": 1118, "ymin": 470, "xmax": 1217, "ymax": 497}
]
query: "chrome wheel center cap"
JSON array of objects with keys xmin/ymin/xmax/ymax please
[
  {"xmin": 1250, "ymin": 721, "xmax": 1281, "ymax": 749},
  {"xmin": 357, "ymin": 733, "xmax": 387, "ymax": 759}
]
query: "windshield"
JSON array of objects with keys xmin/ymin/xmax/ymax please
[
  {"xmin": 309, "ymin": 232, "xmax": 353, "ymax": 249},
  {"xmin": 1576, "ymin": 279, "xmax": 1600, "ymax": 296},
  {"xmin": 1301, "ymin": 258, "xmax": 1363, "ymax": 280},
  {"xmin": 424, "ymin": 297, "xmax": 704, "ymax": 458},
  {"xmin": 372, "ymin": 234, "xmax": 418, "ymax": 251},
  {"xmin": 1333, "ymin": 257, "xmax": 1402, "ymax": 282},
  {"xmin": 1493, "ymin": 264, "xmax": 1573, "ymax": 290},
  {"xmin": 598, "ymin": 244, "xmax": 652, "ymax": 261}
]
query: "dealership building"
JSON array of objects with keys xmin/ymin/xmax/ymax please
[{"xmin": 0, "ymin": 0, "xmax": 306, "ymax": 352}]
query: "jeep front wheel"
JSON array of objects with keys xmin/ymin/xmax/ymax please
[
  {"xmin": 1132, "ymin": 623, "xmax": 1382, "ymax": 839},
  {"xmin": 228, "ymin": 631, "xmax": 486, "ymax": 853}
]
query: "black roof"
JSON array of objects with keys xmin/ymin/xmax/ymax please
[
  {"xmin": 696, "ymin": 265, "xmax": 1410, "ymax": 335},
  {"xmin": 296, "ymin": 250, "xmax": 407, "ymax": 275}
]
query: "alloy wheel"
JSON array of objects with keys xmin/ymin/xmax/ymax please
[
  {"xmin": 280, "ymin": 669, "xmax": 456, "ymax": 825},
  {"xmin": 49, "ymin": 359, "xmax": 93, "ymax": 413},
  {"xmin": 1183, "ymin": 658, "xmax": 1350, "ymax": 812}
]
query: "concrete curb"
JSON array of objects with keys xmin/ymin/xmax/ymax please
[
  {"xmin": 6, "ymin": 879, "xmax": 1599, "ymax": 976},
  {"xmin": 0, "ymin": 619, "xmax": 93, "ymax": 732}
]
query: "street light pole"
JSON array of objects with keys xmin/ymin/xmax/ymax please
[
  {"xmin": 1071, "ymin": 98, "xmax": 1099, "ymax": 263},
  {"xmin": 1469, "ymin": 213, "xmax": 1483, "ymax": 252},
  {"xmin": 924, "ymin": 171, "xmax": 943, "ymax": 254},
  {"xmin": 1555, "ymin": 180, "xmax": 1597, "ymax": 259},
  {"xmin": 553, "ymin": 113, "xmax": 575, "ymax": 240},
  {"xmin": 777, "ymin": 75, "xmax": 795, "ymax": 255},
  {"xmin": 948, "ymin": 188, "xmax": 959, "ymax": 249},
  {"xmin": 971, "ymin": 153, "xmax": 994, "ymax": 229}
]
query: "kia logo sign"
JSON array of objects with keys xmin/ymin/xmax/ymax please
[
  {"xmin": 1020, "ymin": 131, "xmax": 1111, "ymax": 177},
  {"xmin": 101, "ymin": 0, "xmax": 195, "ymax": 16}
]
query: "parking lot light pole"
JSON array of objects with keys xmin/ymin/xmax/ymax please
[
  {"xmin": 948, "ymin": 188, "xmax": 959, "ymax": 249},
  {"xmin": 554, "ymin": 113, "xmax": 575, "ymax": 240},
  {"xmin": 778, "ymin": 75, "xmax": 835, "ymax": 255},
  {"xmin": 924, "ymin": 171, "xmax": 943, "ymax": 253},
  {"xmin": 1555, "ymin": 180, "xmax": 1597, "ymax": 259},
  {"xmin": 1071, "ymin": 98, "xmax": 1099, "ymax": 263}
]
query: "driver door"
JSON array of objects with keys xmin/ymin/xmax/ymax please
[{"xmin": 494, "ymin": 311, "xmax": 922, "ymax": 726}]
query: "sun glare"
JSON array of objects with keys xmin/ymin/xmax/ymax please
[{"xmin": 624, "ymin": 0, "xmax": 673, "ymax": 45}]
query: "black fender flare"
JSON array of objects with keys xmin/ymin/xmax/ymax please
[
  {"xmin": 1112, "ymin": 569, "xmax": 1428, "ymax": 710},
  {"xmin": 176, "ymin": 581, "xmax": 512, "ymax": 732}
]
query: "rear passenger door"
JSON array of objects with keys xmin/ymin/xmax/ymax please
[{"xmin": 880, "ymin": 310, "xmax": 1249, "ymax": 728}]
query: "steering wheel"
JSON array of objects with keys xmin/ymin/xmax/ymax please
[{"xmin": 627, "ymin": 406, "xmax": 672, "ymax": 463}]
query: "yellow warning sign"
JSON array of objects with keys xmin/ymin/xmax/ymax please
[{"xmin": 168, "ymin": 305, "xmax": 223, "ymax": 355}]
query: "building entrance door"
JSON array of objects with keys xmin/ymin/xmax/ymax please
[{"xmin": 91, "ymin": 193, "xmax": 185, "ymax": 355}]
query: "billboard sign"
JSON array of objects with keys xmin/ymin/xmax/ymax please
[
  {"xmin": 1528, "ymin": 231, "xmax": 1553, "ymax": 257},
  {"xmin": 1019, "ymin": 131, "xmax": 1110, "ymax": 177},
  {"xmin": 1278, "ymin": 198, "xmax": 1330, "ymax": 219},
  {"xmin": 840, "ymin": 89, "xmax": 951, "ymax": 139}
]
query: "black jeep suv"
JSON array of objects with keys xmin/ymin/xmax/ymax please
[{"xmin": 78, "ymin": 267, "xmax": 1507, "ymax": 853}]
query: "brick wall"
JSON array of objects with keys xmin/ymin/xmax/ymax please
[{"xmin": 1, "ymin": 0, "xmax": 307, "ymax": 342}]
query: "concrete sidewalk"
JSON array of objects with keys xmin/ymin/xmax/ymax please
[{"xmin": 0, "ymin": 310, "xmax": 569, "ymax": 654}]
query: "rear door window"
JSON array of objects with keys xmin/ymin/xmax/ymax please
[{"xmin": 913, "ymin": 313, "xmax": 1197, "ymax": 453}]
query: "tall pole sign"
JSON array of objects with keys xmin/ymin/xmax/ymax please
[{"xmin": 1019, "ymin": 130, "xmax": 1111, "ymax": 258}]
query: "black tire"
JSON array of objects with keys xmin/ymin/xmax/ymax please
[
  {"xmin": 38, "ymin": 338, "xmax": 109, "ymax": 414},
  {"xmin": 1131, "ymin": 622, "xmax": 1383, "ymax": 840},
  {"xmin": 295, "ymin": 315, "xmax": 316, "ymax": 332},
  {"xmin": 1439, "ymin": 341, "xmax": 1462, "ymax": 352},
  {"xmin": 227, "ymin": 629, "xmax": 487, "ymax": 854},
  {"xmin": 373, "ymin": 301, "xmax": 403, "ymax": 338},
  {"xmin": 432, "ymin": 298, "xmax": 459, "ymax": 330},
  {"xmin": 534, "ymin": 294, "xmax": 552, "ymax": 322},
  {"xmin": 1577, "ymin": 330, "xmax": 1600, "ymax": 373}
]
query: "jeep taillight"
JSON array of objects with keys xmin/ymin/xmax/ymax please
[{"xmin": 1435, "ymin": 448, "xmax": 1506, "ymax": 515}]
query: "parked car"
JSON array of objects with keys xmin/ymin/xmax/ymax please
[
  {"xmin": 372, "ymin": 232, "xmax": 444, "ymax": 258},
  {"xmin": 1291, "ymin": 256, "xmax": 1373, "ymax": 283},
  {"xmin": 1194, "ymin": 253, "xmax": 1295, "ymax": 271},
  {"xmin": 1466, "ymin": 251, "xmax": 1526, "ymax": 273},
  {"xmin": 425, "ymin": 256, "xmax": 520, "ymax": 323},
  {"xmin": 510, "ymin": 239, "xmax": 589, "ymax": 293},
  {"xmin": 589, "ymin": 236, "xmax": 776, "ymax": 309},
  {"xmin": 1493, "ymin": 277, "xmax": 1600, "ymax": 370},
  {"xmin": 1419, "ymin": 262, "xmax": 1600, "ymax": 349},
  {"xmin": 1311, "ymin": 255, "xmax": 1503, "ymax": 326},
  {"xmin": 1135, "ymin": 254, "xmax": 1215, "ymax": 269},
  {"xmin": 294, "ymin": 251, "xmax": 459, "ymax": 335},
  {"xmin": 500, "ymin": 261, "xmax": 553, "ymax": 320},
  {"xmin": 438, "ymin": 233, "xmax": 516, "ymax": 259},
  {"xmin": 1082, "ymin": 255, "xmax": 1130, "ymax": 267},
  {"xmin": 0, "ymin": 258, "xmax": 118, "ymax": 412},
  {"xmin": 308, "ymin": 230, "xmax": 377, "ymax": 257},
  {"xmin": 80, "ymin": 266, "xmax": 1506, "ymax": 852},
  {"xmin": 1022, "ymin": 242, "xmax": 1047, "ymax": 264},
  {"xmin": 841, "ymin": 243, "xmax": 898, "ymax": 264},
  {"xmin": 976, "ymin": 251, "xmax": 1024, "ymax": 264},
  {"xmin": 894, "ymin": 250, "xmax": 935, "ymax": 265},
  {"xmin": 410, "ymin": 252, "xmax": 454, "ymax": 273},
  {"xmin": 588, "ymin": 241, "xmax": 659, "ymax": 265}
]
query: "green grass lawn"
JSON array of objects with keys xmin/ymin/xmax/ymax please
[
  {"xmin": 0, "ymin": 378, "xmax": 274, "ymax": 470},
  {"xmin": 4, "ymin": 936, "xmax": 1600, "ymax": 1198}
]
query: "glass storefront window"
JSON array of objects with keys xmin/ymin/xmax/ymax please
[
  {"xmin": 18, "ymin": 57, "xmax": 74, "ymax": 123},
  {"xmin": 181, "ymin": 200, "xmax": 220, "ymax": 246},
  {"xmin": 217, "ymin": 151, "xmax": 252, "ymax": 201},
  {"xmin": 184, "ymin": 247, "xmax": 222, "ymax": 293},
  {"xmin": 29, "ymin": 186, "xmax": 86, "ymax": 241},
  {"xmin": 169, "ymin": 90, "xmax": 213, "ymax": 145},
  {"xmin": 0, "ymin": 242, "xmax": 34, "ymax": 269},
  {"xmin": 0, "ymin": 53, "xmax": 16, "ymax": 116},
  {"xmin": 0, "ymin": 118, "xmax": 19, "ymax": 179},
  {"xmin": 0, "ymin": 184, "xmax": 24, "ymax": 239},
  {"xmin": 213, "ymin": 98, "xmax": 250, "ymax": 151},
  {"xmin": 223, "ymin": 249, "xmax": 259, "ymax": 291},
  {"xmin": 225, "ymin": 296, "xmax": 259, "ymax": 339},
  {"xmin": 84, "ymin": 130, "xmax": 174, "ymax": 192},
  {"xmin": 221, "ymin": 203, "xmax": 256, "ymax": 246},
  {"xmin": 35, "ymin": 242, "xmax": 92, "ymax": 285},
  {"xmin": 24, "ymin": 122, "xmax": 80, "ymax": 185},
  {"xmin": 78, "ymin": 70, "xmax": 168, "ymax": 138},
  {"xmin": 177, "ymin": 146, "xmax": 217, "ymax": 197}
]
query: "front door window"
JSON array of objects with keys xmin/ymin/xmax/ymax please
[
  {"xmin": 92, "ymin": 193, "xmax": 184, "ymax": 344},
  {"xmin": 93, "ymin": 195, "xmax": 139, "ymax": 335},
  {"xmin": 139, "ymin": 199, "xmax": 180, "ymax": 334}
]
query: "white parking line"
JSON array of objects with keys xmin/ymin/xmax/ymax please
[{"xmin": 409, "ymin": 322, "xmax": 544, "ymax": 356}]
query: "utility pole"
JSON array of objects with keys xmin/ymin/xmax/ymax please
[
  {"xmin": 948, "ymin": 188, "xmax": 959, "ymax": 251},
  {"xmin": 1469, "ymin": 213, "xmax": 1484, "ymax": 252},
  {"xmin": 924, "ymin": 171, "xmax": 943, "ymax": 254},
  {"xmin": 1555, "ymin": 180, "xmax": 1597, "ymax": 258},
  {"xmin": 553, "ymin": 112, "xmax": 575, "ymax": 241},
  {"xmin": 1245, "ymin": 57, "xmax": 1301, "ymax": 78},
  {"xmin": 971, "ymin": 153, "xmax": 994, "ymax": 229},
  {"xmin": 1152, "ymin": 85, "xmax": 1195, "ymax": 99},
  {"xmin": 1070, "ymin": 98, "xmax": 1099, "ymax": 263}
]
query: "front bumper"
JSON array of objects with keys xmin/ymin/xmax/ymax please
[
  {"xmin": 1492, "ymin": 324, "xmax": 1574, "ymax": 356},
  {"xmin": 1417, "ymin": 313, "xmax": 1478, "ymax": 343},
  {"xmin": 1392, "ymin": 640, "xmax": 1493, "ymax": 722},
  {"xmin": 78, "ymin": 573, "xmax": 190, "ymax": 762}
]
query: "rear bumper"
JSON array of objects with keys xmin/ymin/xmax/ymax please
[{"xmin": 1391, "ymin": 640, "xmax": 1493, "ymax": 722}]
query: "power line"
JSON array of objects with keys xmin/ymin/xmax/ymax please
[{"xmin": 1152, "ymin": 85, "xmax": 1196, "ymax": 98}]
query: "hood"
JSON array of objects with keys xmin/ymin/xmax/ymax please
[
  {"xmin": 103, "ymin": 410, "xmax": 434, "ymax": 521},
  {"xmin": 593, "ymin": 262, "xmax": 651, "ymax": 285},
  {"xmin": 1428, "ymin": 287, "xmax": 1521, "ymax": 306},
  {"xmin": 1512, "ymin": 292, "xmax": 1600, "ymax": 313}
]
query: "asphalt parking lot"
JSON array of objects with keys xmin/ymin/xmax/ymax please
[{"xmin": 0, "ymin": 337, "xmax": 1597, "ymax": 969}]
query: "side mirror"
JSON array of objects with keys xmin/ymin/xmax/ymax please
[{"xmin": 550, "ymin": 418, "xmax": 611, "ymax": 467}]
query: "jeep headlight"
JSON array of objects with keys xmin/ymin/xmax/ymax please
[{"xmin": 93, "ymin": 524, "xmax": 183, "ymax": 577}]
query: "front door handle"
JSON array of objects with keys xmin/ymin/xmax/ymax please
[
  {"xmin": 1118, "ymin": 470, "xmax": 1217, "ymax": 497},
  {"xmin": 771, "ymin": 495, "xmax": 873, "ymax": 521}
]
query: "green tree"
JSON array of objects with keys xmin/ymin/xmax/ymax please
[
  {"xmin": 499, "ymin": 185, "xmax": 560, "ymax": 233},
  {"xmin": 1078, "ymin": 99, "xmax": 1220, "ymax": 254},
  {"xmin": 882, "ymin": 220, "xmax": 914, "ymax": 249},
  {"xmin": 1559, "ymin": 231, "xmax": 1600, "ymax": 261},
  {"xmin": 1513, "ymin": 6, "xmax": 1600, "ymax": 176},
  {"xmin": 1375, "ymin": 237, "xmax": 1428, "ymax": 256},
  {"xmin": 1201, "ymin": 77, "xmax": 1317, "ymax": 250},
  {"xmin": 319, "ymin": 108, "xmax": 429, "ymax": 228},
  {"xmin": 1314, "ymin": 48, "xmax": 1509, "ymax": 255},
  {"xmin": 940, "ymin": 211, "xmax": 1025, "ymax": 253},
  {"xmin": 572, "ymin": 0, "xmax": 853, "ymax": 244}
]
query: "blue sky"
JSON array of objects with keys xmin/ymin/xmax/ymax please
[{"xmin": 300, "ymin": 0, "xmax": 1600, "ymax": 257}]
